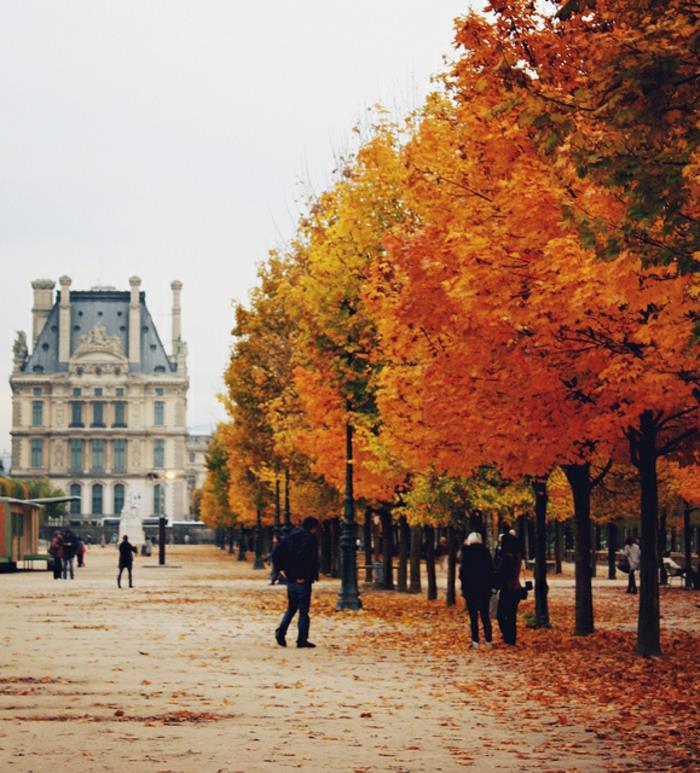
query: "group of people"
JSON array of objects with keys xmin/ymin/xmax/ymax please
[
  {"xmin": 269, "ymin": 518, "xmax": 529, "ymax": 651},
  {"xmin": 459, "ymin": 530, "xmax": 525, "ymax": 649},
  {"xmin": 48, "ymin": 528, "xmax": 87, "ymax": 580},
  {"xmin": 49, "ymin": 529, "xmax": 139, "ymax": 589}
]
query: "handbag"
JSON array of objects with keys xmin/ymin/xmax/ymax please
[{"xmin": 617, "ymin": 556, "xmax": 630, "ymax": 574}]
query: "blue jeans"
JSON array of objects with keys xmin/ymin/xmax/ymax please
[
  {"xmin": 62, "ymin": 556, "xmax": 74, "ymax": 579},
  {"xmin": 278, "ymin": 581, "xmax": 312, "ymax": 644}
]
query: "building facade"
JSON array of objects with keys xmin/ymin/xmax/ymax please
[
  {"xmin": 10, "ymin": 276, "xmax": 190, "ymax": 524},
  {"xmin": 185, "ymin": 434, "xmax": 211, "ymax": 517}
]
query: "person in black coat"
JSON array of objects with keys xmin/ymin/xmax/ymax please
[
  {"xmin": 495, "ymin": 533, "xmax": 523, "ymax": 645},
  {"xmin": 459, "ymin": 531, "xmax": 495, "ymax": 648},
  {"xmin": 272, "ymin": 517, "xmax": 320, "ymax": 648},
  {"xmin": 117, "ymin": 535, "xmax": 137, "ymax": 588}
]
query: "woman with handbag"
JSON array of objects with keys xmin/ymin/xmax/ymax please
[
  {"xmin": 623, "ymin": 536, "xmax": 641, "ymax": 594},
  {"xmin": 495, "ymin": 533, "xmax": 523, "ymax": 645}
]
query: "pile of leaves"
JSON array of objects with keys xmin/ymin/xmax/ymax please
[{"xmin": 314, "ymin": 587, "xmax": 700, "ymax": 770}]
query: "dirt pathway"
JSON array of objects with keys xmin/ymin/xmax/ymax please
[{"xmin": 0, "ymin": 546, "xmax": 630, "ymax": 772}]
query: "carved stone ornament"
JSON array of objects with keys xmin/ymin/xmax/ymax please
[
  {"xmin": 73, "ymin": 323, "xmax": 125, "ymax": 359},
  {"xmin": 13, "ymin": 331, "xmax": 28, "ymax": 370}
]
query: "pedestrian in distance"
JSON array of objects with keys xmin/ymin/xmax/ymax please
[
  {"xmin": 495, "ymin": 533, "xmax": 523, "ymax": 646},
  {"xmin": 459, "ymin": 531, "xmax": 495, "ymax": 649},
  {"xmin": 438, "ymin": 536, "xmax": 449, "ymax": 572},
  {"xmin": 61, "ymin": 528, "xmax": 77, "ymax": 580},
  {"xmin": 49, "ymin": 531, "xmax": 63, "ymax": 580},
  {"xmin": 272, "ymin": 517, "xmax": 320, "ymax": 648},
  {"xmin": 117, "ymin": 535, "xmax": 137, "ymax": 588},
  {"xmin": 76, "ymin": 536, "xmax": 86, "ymax": 568},
  {"xmin": 623, "ymin": 536, "xmax": 641, "ymax": 594}
]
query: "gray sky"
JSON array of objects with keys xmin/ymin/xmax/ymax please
[{"xmin": 0, "ymin": 0, "xmax": 475, "ymax": 459}]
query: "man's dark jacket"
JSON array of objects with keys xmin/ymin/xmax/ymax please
[
  {"xmin": 118, "ymin": 540, "xmax": 137, "ymax": 567},
  {"xmin": 272, "ymin": 528, "xmax": 319, "ymax": 583},
  {"xmin": 459, "ymin": 543, "xmax": 495, "ymax": 603}
]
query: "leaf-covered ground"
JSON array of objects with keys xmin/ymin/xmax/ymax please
[{"xmin": 0, "ymin": 546, "xmax": 696, "ymax": 771}]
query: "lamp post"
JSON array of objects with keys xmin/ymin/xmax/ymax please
[
  {"xmin": 337, "ymin": 422, "xmax": 361, "ymax": 610},
  {"xmin": 159, "ymin": 470, "xmax": 177, "ymax": 566}
]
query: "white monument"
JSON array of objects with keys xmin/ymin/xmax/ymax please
[{"xmin": 118, "ymin": 491, "xmax": 146, "ymax": 547}]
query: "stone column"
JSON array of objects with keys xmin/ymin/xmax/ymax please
[
  {"xmin": 171, "ymin": 280, "xmax": 182, "ymax": 356},
  {"xmin": 31, "ymin": 279, "xmax": 55, "ymax": 346},
  {"xmin": 128, "ymin": 276, "xmax": 141, "ymax": 365},
  {"xmin": 58, "ymin": 276, "xmax": 72, "ymax": 363}
]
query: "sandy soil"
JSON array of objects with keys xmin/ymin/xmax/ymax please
[{"xmin": 0, "ymin": 546, "xmax": 650, "ymax": 772}]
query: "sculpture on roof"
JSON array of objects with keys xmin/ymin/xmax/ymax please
[
  {"xmin": 12, "ymin": 331, "xmax": 28, "ymax": 372},
  {"xmin": 73, "ymin": 323, "xmax": 124, "ymax": 359}
]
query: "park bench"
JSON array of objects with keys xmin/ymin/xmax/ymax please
[
  {"xmin": 525, "ymin": 559, "xmax": 556, "ymax": 574},
  {"xmin": 662, "ymin": 557, "xmax": 686, "ymax": 586},
  {"xmin": 22, "ymin": 553, "xmax": 50, "ymax": 570}
]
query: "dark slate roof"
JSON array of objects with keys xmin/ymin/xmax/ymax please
[{"xmin": 24, "ymin": 290, "xmax": 175, "ymax": 374}]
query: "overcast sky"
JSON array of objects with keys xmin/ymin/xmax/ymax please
[{"xmin": 0, "ymin": 0, "xmax": 477, "ymax": 460}]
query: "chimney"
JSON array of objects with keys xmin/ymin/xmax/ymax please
[
  {"xmin": 31, "ymin": 279, "xmax": 55, "ymax": 346},
  {"xmin": 128, "ymin": 276, "xmax": 142, "ymax": 364},
  {"xmin": 170, "ymin": 280, "xmax": 183, "ymax": 355},
  {"xmin": 58, "ymin": 275, "xmax": 72, "ymax": 363}
]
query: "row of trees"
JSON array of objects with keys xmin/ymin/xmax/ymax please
[{"xmin": 202, "ymin": 0, "xmax": 700, "ymax": 656}]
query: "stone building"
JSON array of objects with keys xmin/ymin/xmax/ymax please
[
  {"xmin": 185, "ymin": 434, "xmax": 211, "ymax": 515},
  {"xmin": 10, "ymin": 276, "xmax": 189, "ymax": 524}
]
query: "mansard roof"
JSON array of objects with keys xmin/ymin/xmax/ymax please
[{"xmin": 24, "ymin": 289, "xmax": 175, "ymax": 375}]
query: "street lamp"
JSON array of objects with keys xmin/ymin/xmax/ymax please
[
  {"xmin": 337, "ymin": 422, "xmax": 362, "ymax": 610},
  {"xmin": 161, "ymin": 470, "xmax": 177, "ymax": 565}
]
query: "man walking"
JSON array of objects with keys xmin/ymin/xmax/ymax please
[
  {"xmin": 117, "ymin": 534, "xmax": 137, "ymax": 588},
  {"xmin": 273, "ymin": 517, "xmax": 320, "ymax": 648},
  {"xmin": 61, "ymin": 528, "xmax": 77, "ymax": 580}
]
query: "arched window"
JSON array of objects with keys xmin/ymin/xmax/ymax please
[
  {"xmin": 153, "ymin": 484, "xmax": 162, "ymax": 516},
  {"xmin": 114, "ymin": 484, "xmax": 125, "ymax": 516},
  {"xmin": 69, "ymin": 483, "xmax": 81, "ymax": 515},
  {"xmin": 92, "ymin": 483, "xmax": 103, "ymax": 515}
]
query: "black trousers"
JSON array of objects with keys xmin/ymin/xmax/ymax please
[
  {"xmin": 52, "ymin": 558, "xmax": 62, "ymax": 579},
  {"xmin": 497, "ymin": 589, "xmax": 521, "ymax": 645},
  {"xmin": 627, "ymin": 570, "xmax": 637, "ymax": 593},
  {"xmin": 465, "ymin": 594, "xmax": 492, "ymax": 643},
  {"xmin": 118, "ymin": 564, "xmax": 133, "ymax": 587}
]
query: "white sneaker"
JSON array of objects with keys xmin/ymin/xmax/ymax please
[
  {"xmin": 471, "ymin": 640, "xmax": 479, "ymax": 649},
  {"xmin": 484, "ymin": 641, "xmax": 493, "ymax": 648}
]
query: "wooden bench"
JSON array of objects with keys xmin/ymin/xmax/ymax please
[
  {"xmin": 22, "ymin": 553, "xmax": 50, "ymax": 570},
  {"xmin": 525, "ymin": 560, "xmax": 556, "ymax": 574},
  {"xmin": 662, "ymin": 559, "xmax": 685, "ymax": 586}
]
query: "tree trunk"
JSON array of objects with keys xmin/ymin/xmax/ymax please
[
  {"xmin": 563, "ymin": 463, "xmax": 594, "ymax": 636},
  {"xmin": 607, "ymin": 522, "xmax": 617, "ymax": 580},
  {"xmin": 446, "ymin": 525, "xmax": 457, "ymax": 606},
  {"xmin": 363, "ymin": 507, "xmax": 373, "ymax": 584},
  {"xmin": 330, "ymin": 517, "xmax": 340, "ymax": 578},
  {"xmin": 237, "ymin": 527, "xmax": 246, "ymax": 561},
  {"xmin": 409, "ymin": 525, "xmax": 422, "ymax": 594},
  {"xmin": 380, "ymin": 508, "xmax": 394, "ymax": 590},
  {"xmin": 533, "ymin": 478, "xmax": 550, "ymax": 628},
  {"xmin": 425, "ymin": 525, "xmax": 437, "ymax": 600},
  {"xmin": 554, "ymin": 519, "xmax": 563, "ymax": 574},
  {"xmin": 631, "ymin": 410, "xmax": 661, "ymax": 657},
  {"xmin": 320, "ymin": 520, "xmax": 331, "ymax": 575},
  {"xmin": 397, "ymin": 515, "xmax": 409, "ymax": 592}
]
